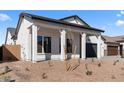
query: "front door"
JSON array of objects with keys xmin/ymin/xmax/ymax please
[{"xmin": 86, "ymin": 43, "xmax": 97, "ymax": 58}]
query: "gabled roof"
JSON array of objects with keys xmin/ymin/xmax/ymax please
[
  {"xmin": 102, "ymin": 35, "xmax": 124, "ymax": 44},
  {"xmin": 14, "ymin": 13, "xmax": 104, "ymax": 37},
  {"xmin": 22, "ymin": 13, "xmax": 104, "ymax": 31},
  {"xmin": 59, "ymin": 15, "xmax": 90, "ymax": 27}
]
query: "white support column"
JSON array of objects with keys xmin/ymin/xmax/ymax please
[
  {"xmin": 97, "ymin": 35, "xmax": 101, "ymax": 59},
  {"xmin": 31, "ymin": 25, "xmax": 38, "ymax": 63},
  {"xmin": 60, "ymin": 29, "xmax": 66, "ymax": 61},
  {"xmin": 81, "ymin": 33, "xmax": 86, "ymax": 59}
]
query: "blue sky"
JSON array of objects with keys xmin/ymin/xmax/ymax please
[{"xmin": 0, "ymin": 10, "xmax": 124, "ymax": 45}]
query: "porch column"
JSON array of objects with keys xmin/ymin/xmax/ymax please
[
  {"xmin": 31, "ymin": 24, "xmax": 38, "ymax": 63},
  {"xmin": 81, "ymin": 33, "xmax": 86, "ymax": 59},
  {"xmin": 60, "ymin": 29, "xmax": 66, "ymax": 61},
  {"xmin": 97, "ymin": 35, "xmax": 101, "ymax": 59}
]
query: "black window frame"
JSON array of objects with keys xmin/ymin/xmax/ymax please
[
  {"xmin": 37, "ymin": 36, "xmax": 42, "ymax": 53},
  {"xmin": 44, "ymin": 37, "xmax": 51, "ymax": 53}
]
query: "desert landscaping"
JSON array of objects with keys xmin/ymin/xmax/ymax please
[{"xmin": 0, "ymin": 57, "xmax": 124, "ymax": 82}]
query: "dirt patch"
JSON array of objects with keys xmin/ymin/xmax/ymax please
[{"xmin": 1, "ymin": 59, "xmax": 124, "ymax": 82}]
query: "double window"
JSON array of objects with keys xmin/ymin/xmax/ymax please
[{"xmin": 37, "ymin": 36, "xmax": 51, "ymax": 53}]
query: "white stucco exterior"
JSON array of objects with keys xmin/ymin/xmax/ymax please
[
  {"xmin": 16, "ymin": 16, "xmax": 33, "ymax": 61},
  {"xmin": 5, "ymin": 13, "xmax": 105, "ymax": 62}
]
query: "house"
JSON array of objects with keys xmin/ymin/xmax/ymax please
[
  {"xmin": 5, "ymin": 28, "xmax": 16, "ymax": 45},
  {"xmin": 5, "ymin": 13, "xmax": 105, "ymax": 62},
  {"xmin": 103, "ymin": 35, "xmax": 124, "ymax": 57}
]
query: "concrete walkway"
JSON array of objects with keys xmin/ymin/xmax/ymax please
[
  {"xmin": 101, "ymin": 56, "xmax": 124, "ymax": 62},
  {"xmin": 85, "ymin": 56, "xmax": 124, "ymax": 62}
]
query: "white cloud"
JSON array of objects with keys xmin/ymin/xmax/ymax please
[
  {"xmin": 107, "ymin": 23, "xmax": 113, "ymax": 26},
  {"xmin": 0, "ymin": 13, "xmax": 11, "ymax": 21},
  {"xmin": 116, "ymin": 10, "xmax": 124, "ymax": 17},
  {"xmin": 117, "ymin": 14, "xmax": 121, "ymax": 17},
  {"xmin": 121, "ymin": 10, "xmax": 124, "ymax": 15},
  {"xmin": 115, "ymin": 19, "xmax": 124, "ymax": 26}
]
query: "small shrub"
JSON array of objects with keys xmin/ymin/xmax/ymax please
[
  {"xmin": 78, "ymin": 59, "xmax": 80, "ymax": 65},
  {"xmin": 85, "ymin": 63, "xmax": 88, "ymax": 70},
  {"xmin": 86, "ymin": 70, "xmax": 92, "ymax": 76},
  {"xmin": 98, "ymin": 63, "xmax": 101, "ymax": 67},
  {"xmin": 67, "ymin": 65, "xmax": 71, "ymax": 71},
  {"xmin": 113, "ymin": 60, "xmax": 119, "ymax": 65},
  {"xmin": 72, "ymin": 64, "xmax": 80, "ymax": 71},
  {"xmin": 42, "ymin": 73, "xmax": 47, "ymax": 79}
]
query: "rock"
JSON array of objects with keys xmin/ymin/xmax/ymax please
[{"xmin": 0, "ymin": 66, "xmax": 12, "ymax": 75}]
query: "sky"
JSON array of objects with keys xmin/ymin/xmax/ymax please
[{"xmin": 0, "ymin": 10, "xmax": 124, "ymax": 45}]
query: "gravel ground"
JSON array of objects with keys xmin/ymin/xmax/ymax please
[{"xmin": 0, "ymin": 58, "xmax": 124, "ymax": 82}]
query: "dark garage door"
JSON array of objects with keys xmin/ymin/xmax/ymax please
[
  {"xmin": 86, "ymin": 43, "xmax": 97, "ymax": 58},
  {"xmin": 107, "ymin": 46, "xmax": 118, "ymax": 56}
]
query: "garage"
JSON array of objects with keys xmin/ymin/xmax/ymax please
[
  {"xmin": 107, "ymin": 46, "xmax": 118, "ymax": 56},
  {"xmin": 86, "ymin": 43, "xmax": 97, "ymax": 58}
]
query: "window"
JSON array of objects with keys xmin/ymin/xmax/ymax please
[
  {"xmin": 44, "ymin": 37, "xmax": 51, "ymax": 53},
  {"xmin": 67, "ymin": 39, "xmax": 72, "ymax": 53},
  {"xmin": 37, "ymin": 36, "xmax": 51, "ymax": 53},
  {"xmin": 37, "ymin": 36, "xmax": 42, "ymax": 53}
]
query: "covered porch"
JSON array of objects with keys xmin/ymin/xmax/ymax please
[{"xmin": 29, "ymin": 22, "xmax": 102, "ymax": 62}]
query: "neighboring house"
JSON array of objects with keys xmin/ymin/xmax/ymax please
[
  {"xmin": 5, "ymin": 13, "xmax": 105, "ymax": 62},
  {"xmin": 103, "ymin": 35, "xmax": 124, "ymax": 57},
  {"xmin": 5, "ymin": 28, "xmax": 16, "ymax": 45}
]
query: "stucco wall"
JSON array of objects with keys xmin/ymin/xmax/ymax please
[{"xmin": 16, "ymin": 16, "xmax": 33, "ymax": 61}]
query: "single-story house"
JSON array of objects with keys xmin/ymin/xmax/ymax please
[
  {"xmin": 5, "ymin": 28, "xmax": 16, "ymax": 45},
  {"xmin": 5, "ymin": 13, "xmax": 105, "ymax": 62},
  {"xmin": 102, "ymin": 35, "xmax": 124, "ymax": 57}
]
